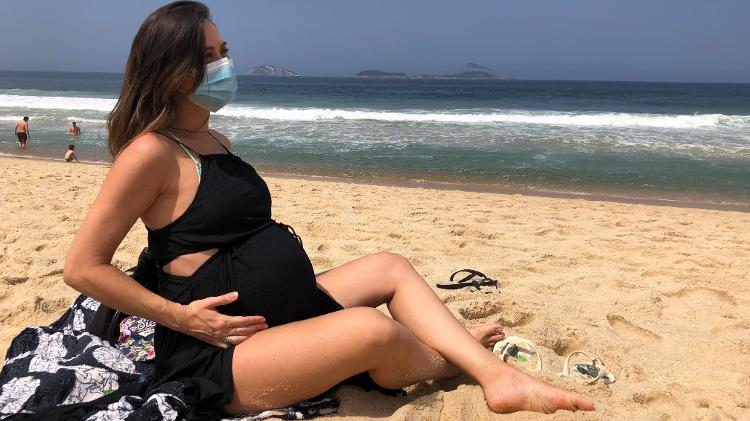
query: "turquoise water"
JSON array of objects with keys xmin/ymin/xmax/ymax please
[{"xmin": 1, "ymin": 70, "xmax": 749, "ymax": 205}]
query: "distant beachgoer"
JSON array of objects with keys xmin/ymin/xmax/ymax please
[
  {"xmin": 14, "ymin": 116, "xmax": 30, "ymax": 149},
  {"xmin": 68, "ymin": 121, "xmax": 81, "ymax": 136},
  {"xmin": 64, "ymin": 144, "xmax": 79, "ymax": 162}
]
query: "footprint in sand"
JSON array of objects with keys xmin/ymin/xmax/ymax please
[
  {"xmin": 496, "ymin": 310, "xmax": 534, "ymax": 328},
  {"xmin": 659, "ymin": 287, "xmax": 738, "ymax": 322},
  {"xmin": 455, "ymin": 300, "xmax": 534, "ymax": 327},
  {"xmin": 607, "ymin": 314, "xmax": 662, "ymax": 343},
  {"xmin": 662, "ymin": 287, "xmax": 737, "ymax": 306},
  {"xmin": 456, "ymin": 300, "xmax": 504, "ymax": 320}
]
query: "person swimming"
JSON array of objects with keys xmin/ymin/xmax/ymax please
[{"xmin": 68, "ymin": 121, "xmax": 81, "ymax": 136}]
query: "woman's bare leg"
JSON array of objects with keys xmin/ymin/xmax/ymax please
[
  {"xmin": 224, "ymin": 307, "xmax": 460, "ymax": 415},
  {"xmin": 316, "ymin": 252, "xmax": 594, "ymax": 413}
]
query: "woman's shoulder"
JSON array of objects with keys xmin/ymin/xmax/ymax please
[
  {"xmin": 209, "ymin": 130, "xmax": 232, "ymax": 152},
  {"xmin": 112, "ymin": 131, "xmax": 181, "ymax": 175},
  {"xmin": 120, "ymin": 131, "xmax": 176, "ymax": 160}
]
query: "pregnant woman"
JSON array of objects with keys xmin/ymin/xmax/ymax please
[{"xmin": 63, "ymin": 1, "xmax": 594, "ymax": 418}]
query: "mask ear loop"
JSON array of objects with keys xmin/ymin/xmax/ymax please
[{"xmin": 176, "ymin": 72, "xmax": 197, "ymax": 95}]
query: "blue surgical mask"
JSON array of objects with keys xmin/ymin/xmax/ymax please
[{"xmin": 188, "ymin": 57, "xmax": 238, "ymax": 112}]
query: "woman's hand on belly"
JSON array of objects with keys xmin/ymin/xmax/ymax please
[{"xmin": 176, "ymin": 291, "xmax": 268, "ymax": 348}]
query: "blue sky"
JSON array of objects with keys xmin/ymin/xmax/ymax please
[{"xmin": 1, "ymin": 0, "xmax": 748, "ymax": 82}]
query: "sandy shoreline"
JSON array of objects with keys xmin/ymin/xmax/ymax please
[
  {"xmin": 3, "ymin": 153, "xmax": 749, "ymax": 213},
  {"xmin": 1, "ymin": 156, "xmax": 748, "ymax": 420}
]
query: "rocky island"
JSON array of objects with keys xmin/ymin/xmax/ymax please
[
  {"xmin": 355, "ymin": 70, "xmax": 408, "ymax": 78},
  {"xmin": 247, "ymin": 65, "xmax": 300, "ymax": 77},
  {"xmin": 356, "ymin": 63, "xmax": 511, "ymax": 80}
]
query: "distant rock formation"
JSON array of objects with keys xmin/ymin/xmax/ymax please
[
  {"xmin": 461, "ymin": 62, "xmax": 495, "ymax": 74},
  {"xmin": 355, "ymin": 70, "xmax": 408, "ymax": 78},
  {"xmin": 452, "ymin": 70, "xmax": 497, "ymax": 79},
  {"xmin": 355, "ymin": 63, "xmax": 511, "ymax": 80},
  {"xmin": 422, "ymin": 63, "xmax": 501, "ymax": 79},
  {"xmin": 247, "ymin": 65, "xmax": 300, "ymax": 77}
]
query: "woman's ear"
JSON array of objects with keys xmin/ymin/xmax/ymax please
[{"xmin": 176, "ymin": 74, "xmax": 195, "ymax": 94}]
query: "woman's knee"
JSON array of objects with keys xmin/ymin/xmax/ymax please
[
  {"xmin": 373, "ymin": 252, "xmax": 417, "ymax": 278},
  {"xmin": 342, "ymin": 307, "xmax": 404, "ymax": 348}
]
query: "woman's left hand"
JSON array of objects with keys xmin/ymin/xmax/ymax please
[{"xmin": 177, "ymin": 292, "xmax": 269, "ymax": 348}]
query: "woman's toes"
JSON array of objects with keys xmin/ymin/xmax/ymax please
[{"xmin": 469, "ymin": 323, "xmax": 506, "ymax": 348}]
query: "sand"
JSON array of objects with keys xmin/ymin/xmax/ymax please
[{"xmin": 1, "ymin": 156, "xmax": 748, "ymax": 420}]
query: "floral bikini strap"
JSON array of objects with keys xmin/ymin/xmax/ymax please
[{"xmin": 161, "ymin": 129, "xmax": 202, "ymax": 179}]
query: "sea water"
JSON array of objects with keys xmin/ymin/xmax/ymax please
[{"xmin": 1, "ymin": 70, "xmax": 748, "ymax": 206}]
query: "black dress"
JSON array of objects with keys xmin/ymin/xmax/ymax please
[{"xmin": 145, "ymin": 131, "xmax": 347, "ymax": 415}]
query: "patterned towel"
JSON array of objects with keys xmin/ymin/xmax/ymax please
[
  {"xmin": 0, "ymin": 295, "xmax": 339, "ymax": 420},
  {"xmin": 117, "ymin": 316, "xmax": 156, "ymax": 362}
]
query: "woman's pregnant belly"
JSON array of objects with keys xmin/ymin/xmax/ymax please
[
  {"xmin": 224, "ymin": 224, "xmax": 325, "ymax": 326},
  {"xmin": 157, "ymin": 224, "xmax": 326, "ymax": 328}
]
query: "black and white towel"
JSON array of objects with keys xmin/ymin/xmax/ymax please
[{"xmin": 0, "ymin": 295, "xmax": 339, "ymax": 420}]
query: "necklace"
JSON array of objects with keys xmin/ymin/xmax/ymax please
[
  {"xmin": 165, "ymin": 126, "xmax": 210, "ymax": 133},
  {"xmin": 167, "ymin": 115, "xmax": 211, "ymax": 133}
]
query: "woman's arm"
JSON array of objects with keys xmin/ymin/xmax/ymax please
[
  {"xmin": 64, "ymin": 134, "xmax": 184, "ymax": 328},
  {"xmin": 63, "ymin": 134, "xmax": 264, "ymax": 348}
]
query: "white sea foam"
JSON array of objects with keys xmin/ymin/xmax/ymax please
[
  {"xmin": 1, "ymin": 93, "xmax": 749, "ymax": 130},
  {"xmin": 64, "ymin": 116, "xmax": 107, "ymax": 124},
  {"xmin": 0, "ymin": 94, "xmax": 116, "ymax": 112},
  {"xmin": 218, "ymin": 106, "xmax": 749, "ymax": 129},
  {"xmin": 0, "ymin": 114, "xmax": 106, "ymax": 124}
]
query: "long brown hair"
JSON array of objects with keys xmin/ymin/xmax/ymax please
[{"xmin": 107, "ymin": 1, "xmax": 210, "ymax": 158}]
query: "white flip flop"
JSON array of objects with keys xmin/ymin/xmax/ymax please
[
  {"xmin": 558, "ymin": 350, "xmax": 616, "ymax": 385},
  {"xmin": 492, "ymin": 336, "xmax": 543, "ymax": 371}
]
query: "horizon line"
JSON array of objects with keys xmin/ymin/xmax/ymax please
[{"xmin": 0, "ymin": 68, "xmax": 748, "ymax": 85}]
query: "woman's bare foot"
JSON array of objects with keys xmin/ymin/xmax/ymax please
[
  {"xmin": 482, "ymin": 365, "xmax": 595, "ymax": 414},
  {"xmin": 469, "ymin": 323, "xmax": 505, "ymax": 349}
]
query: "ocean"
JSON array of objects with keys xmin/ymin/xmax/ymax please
[{"xmin": 1, "ymin": 70, "xmax": 749, "ymax": 207}]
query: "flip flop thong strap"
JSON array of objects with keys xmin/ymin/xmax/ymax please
[
  {"xmin": 560, "ymin": 350, "xmax": 615, "ymax": 384},
  {"xmin": 493, "ymin": 337, "xmax": 543, "ymax": 371},
  {"xmin": 450, "ymin": 269, "xmax": 488, "ymax": 284}
]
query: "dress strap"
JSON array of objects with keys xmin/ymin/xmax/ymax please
[
  {"xmin": 161, "ymin": 129, "xmax": 202, "ymax": 178},
  {"xmin": 208, "ymin": 130, "xmax": 232, "ymax": 154}
]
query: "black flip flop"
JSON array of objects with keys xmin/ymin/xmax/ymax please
[{"xmin": 436, "ymin": 269, "xmax": 499, "ymax": 291}]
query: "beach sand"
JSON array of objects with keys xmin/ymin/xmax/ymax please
[{"xmin": 1, "ymin": 156, "xmax": 748, "ymax": 420}]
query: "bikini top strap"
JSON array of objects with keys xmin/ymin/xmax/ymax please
[
  {"xmin": 207, "ymin": 129, "xmax": 232, "ymax": 154},
  {"xmin": 161, "ymin": 129, "xmax": 202, "ymax": 178}
]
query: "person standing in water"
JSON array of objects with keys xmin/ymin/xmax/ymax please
[
  {"xmin": 14, "ymin": 116, "xmax": 30, "ymax": 149},
  {"xmin": 68, "ymin": 121, "xmax": 81, "ymax": 136}
]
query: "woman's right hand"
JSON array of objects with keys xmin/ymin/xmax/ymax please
[{"xmin": 177, "ymin": 291, "xmax": 268, "ymax": 348}]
